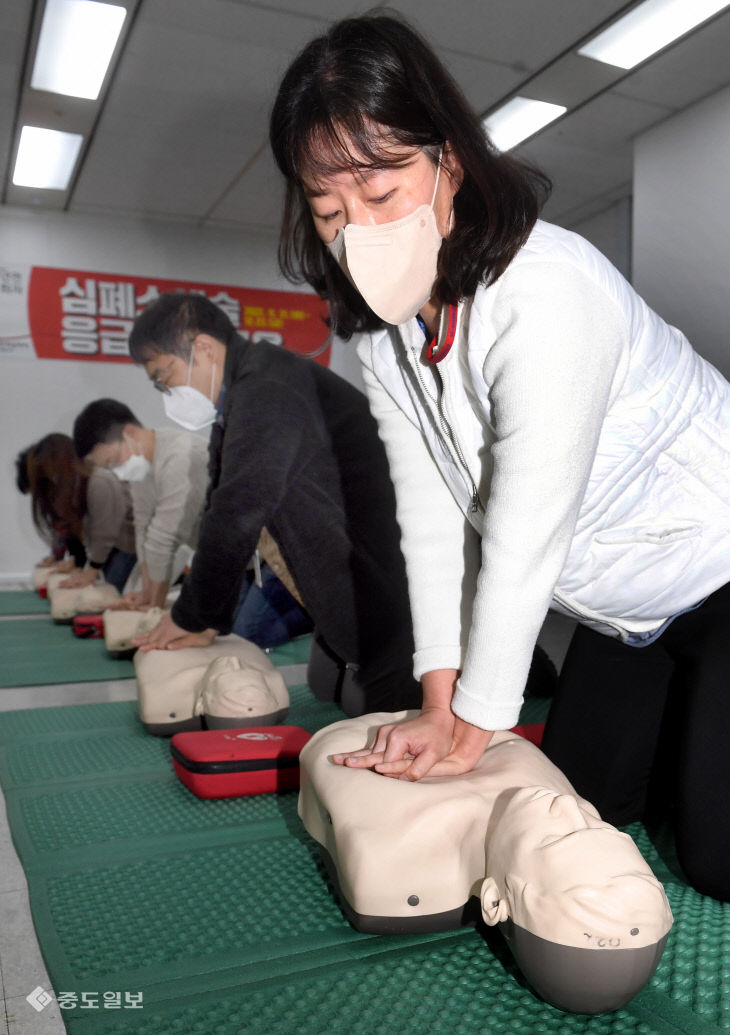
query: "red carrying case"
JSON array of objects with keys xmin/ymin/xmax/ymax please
[
  {"xmin": 170, "ymin": 726, "xmax": 312, "ymax": 799},
  {"xmin": 510, "ymin": 722, "xmax": 545, "ymax": 748},
  {"xmin": 72, "ymin": 614, "xmax": 105, "ymax": 638}
]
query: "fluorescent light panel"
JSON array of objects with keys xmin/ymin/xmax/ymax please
[
  {"xmin": 31, "ymin": 0, "xmax": 127, "ymax": 100},
  {"xmin": 13, "ymin": 125, "xmax": 84, "ymax": 189},
  {"xmin": 484, "ymin": 97, "xmax": 567, "ymax": 151},
  {"xmin": 578, "ymin": 0, "xmax": 730, "ymax": 70}
]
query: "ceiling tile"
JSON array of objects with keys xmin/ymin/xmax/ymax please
[
  {"xmin": 388, "ymin": 0, "xmax": 630, "ymax": 71},
  {"xmin": 2, "ymin": 0, "xmax": 730, "ymax": 233}
]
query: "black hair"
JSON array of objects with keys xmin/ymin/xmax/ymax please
[
  {"xmin": 127, "ymin": 292, "xmax": 236, "ymax": 364},
  {"xmin": 15, "ymin": 445, "xmax": 32, "ymax": 494},
  {"xmin": 270, "ymin": 12, "xmax": 550, "ymax": 339},
  {"xmin": 73, "ymin": 399, "xmax": 141, "ymax": 459}
]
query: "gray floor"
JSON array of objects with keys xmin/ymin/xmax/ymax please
[{"xmin": 0, "ymin": 597, "xmax": 575, "ymax": 1035}]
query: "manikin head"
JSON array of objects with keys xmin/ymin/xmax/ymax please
[
  {"xmin": 480, "ymin": 786, "xmax": 673, "ymax": 1013},
  {"xmin": 194, "ymin": 655, "xmax": 285, "ymax": 728}
]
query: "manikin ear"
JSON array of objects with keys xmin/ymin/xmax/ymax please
[{"xmin": 481, "ymin": 876, "xmax": 509, "ymax": 926}]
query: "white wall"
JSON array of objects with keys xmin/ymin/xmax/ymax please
[
  {"xmin": 633, "ymin": 84, "xmax": 730, "ymax": 377},
  {"xmin": 566, "ymin": 196, "xmax": 632, "ymax": 281},
  {"xmin": 0, "ymin": 207, "xmax": 364, "ymax": 580}
]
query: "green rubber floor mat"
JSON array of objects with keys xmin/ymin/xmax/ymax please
[
  {"xmin": 0, "ymin": 618, "xmax": 134, "ymax": 687},
  {"xmin": 265, "ymin": 633, "xmax": 312, "ymax": 666},
  {"xmin": 1, "ymin": 690, "xmax": 726, "ymax": 1034},
  {"xmin": 0, "ymin": 590, "xmax": 50, "ymax": 615},
  {"xmin": 0, "ymin": 625, "xmax": 310, "ymax": 689}
]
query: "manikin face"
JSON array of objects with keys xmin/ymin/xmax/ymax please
[
  {"xmin": 481, "ymin": 787, "xmax": 672, "ymax": 949},
  {"xmin": 302, "ymin": 136, "xmax": 459, "ymax": 245},
  {"xmin": 198, "ymin": 655, "xmax": 277, "ymax": 718}
]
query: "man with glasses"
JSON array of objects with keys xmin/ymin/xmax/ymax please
[{"xmin": 127, "ymin": 292, "xmax": 422, "ymax": 717}]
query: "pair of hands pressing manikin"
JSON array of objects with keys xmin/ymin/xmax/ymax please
[
  {"xmin": 37, "ymin": 556, "xmax": 88, "ymax": 589},
  {"xmin": 59, "ymin": 566, "xmax": 98, "ymax": 589},
  {"xmin": 333, "ymin": 668, "xmax": 495, "ymax": 781},
  {"xmin": 133, "ymin": 612, "xmax": 218, "ymax": 653}
]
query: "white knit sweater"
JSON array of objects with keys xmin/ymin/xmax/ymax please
[{"xmin": 358, "ymin": 221, "xmax": 730, "ymax": 731}]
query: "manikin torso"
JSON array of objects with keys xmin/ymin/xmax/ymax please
[
  {"xmin": 298, "ymin": 712, "xmax": 673, "ymax": 1014},
  {"xmin": 134, "ymin": 635, "xmax": 290, "ymax": 734}
]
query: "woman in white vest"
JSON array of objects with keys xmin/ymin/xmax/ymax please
[{"xmin": 270, "ymin": 13, "xmax": 730, "ymax": 901}]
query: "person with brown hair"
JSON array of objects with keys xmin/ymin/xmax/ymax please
[{"xmin": 23, "ymin": 432, "xmax": 136, "ymax": 592}]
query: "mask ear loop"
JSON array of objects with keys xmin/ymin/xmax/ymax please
[
  {"xmin": 430, "ymin": 146, "xmax": 444, "ymax": 208},
  {"xmin": 122, "ymin": 430, "xmax": 138, "ymax": 459},
  {"xmin": 186, "ymin": 343, "xmax": 195, "ymax": 387},
  {"xmin": 209, "ymin": 362, "xmax": 217, "ymax": 404},
  {"xmin": 433, "ymin": 146, "xmax": 455, "ymax": 241}
]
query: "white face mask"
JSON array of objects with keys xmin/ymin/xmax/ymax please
[
  {"xmin": 163, "ymin": 346, "xmax": 218, "ymax": 431},
  {"xmin": 112, "ymin": 452, "xmax": 151, "ymax": 482},
  {"xmin": 327, "ymin": 151, "xmax": 445, "ymax": 325},
  {"xmin": 111, "ymin": 434, "xmax": 152, "ymax": 483}
]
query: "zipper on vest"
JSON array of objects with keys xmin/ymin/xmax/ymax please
[
  {"xmin": 551, "ymin": 590, "xmax": 627, "ymax": 639},
  {"xmin": 411, "ymin": 346, "xmax": 482, "ymax": 514}
]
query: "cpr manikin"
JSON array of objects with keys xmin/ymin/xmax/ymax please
[
  {"xmin": 103, "ymin": 607, "xmax": 167, "ymax": 657},
  {"xmin": 134, "ymin": 635, "xmax": 290, "ymax": 735},
  {"xmin": 47, "ymin": 574, "xmax": 121, "ymax": 622},
  {"xmin": 298, "ymin": 713, "xmax": 673, "ymax": 1015},
  {"xmin": 33, "ymin": 564, "xmax": 51, "ymax": 591}
]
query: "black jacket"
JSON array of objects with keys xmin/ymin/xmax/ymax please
[{"xmin": 172, "ymin": 334, "xmax": 414, "ymax": 676}]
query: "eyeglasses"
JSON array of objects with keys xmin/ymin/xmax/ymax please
[{"xmin": 149, "ymin": 356, "xmax": 177, "ymax": 394}]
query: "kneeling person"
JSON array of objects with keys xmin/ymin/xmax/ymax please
[
  {"xmin": 128, "ymin": 292, "xmax": 420, "ymax": 717},
  {"xmin": 73, "ymin": 399, "xmax": 208, "ymax": 608}
]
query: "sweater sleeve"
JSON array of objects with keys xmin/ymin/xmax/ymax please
[
  {"xmin": 86, "ymin": 469, "xmax": 126, "ymax": 566},
  {"xmin": 130, "ymin": 477, "xmax": 154, "ymax": 567},
  {"xmin": 171, "ymin": 378, "xmax": 313, "ymax": 633},
  {"xmin": 359, "ymin": 337, "xmax": 481, "ymax": 678},
  {"xmin": 452, "ymin": 261, "xmax": 627, "ymax": 730},
  {"xmin": 139, "ymin": 434, "xmax": 207, "ymax": 583}
]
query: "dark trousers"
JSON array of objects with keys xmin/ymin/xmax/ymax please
[
  {"xmin": 232, "ymin": 562, "xmax": 313, "ymax": 648},
  {"xmin": 541, "ymin": 580, "xmax": 730, "ymax": 901},
  {"xmin": 102, "ymin": 549, "xmax": 137, "ymax": 593},
  {"xmin": 307, "ymin": 632, "xmax": 422, "ymax": 717}
]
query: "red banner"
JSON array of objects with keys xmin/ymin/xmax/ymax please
[{"xmin": 16, "ymin": 266, "xmax": 331, "ymax": 365}]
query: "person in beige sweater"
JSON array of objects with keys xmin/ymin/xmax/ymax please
[
  {"xmin": 75, "ymin": 398, "xmax": 314, "ymax": 646},
  {"xmin": 74, "ymin": 399, "xmax": 208, "ymax": 608}
]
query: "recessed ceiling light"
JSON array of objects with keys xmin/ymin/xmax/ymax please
[
  {"xmin": 13, "ymin": 126, "xmax": 84, "ymax": 189},
  {"xmin": 578, "ymin": 0, "xmax": 730, "ymax": 70},
  {"xmin": 30, "ymin": 0, "xmax": 127, "ymax": 100},
  {"xmin": 483, "ymin": 97, "xmax": 567, "ymax": 151}
]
